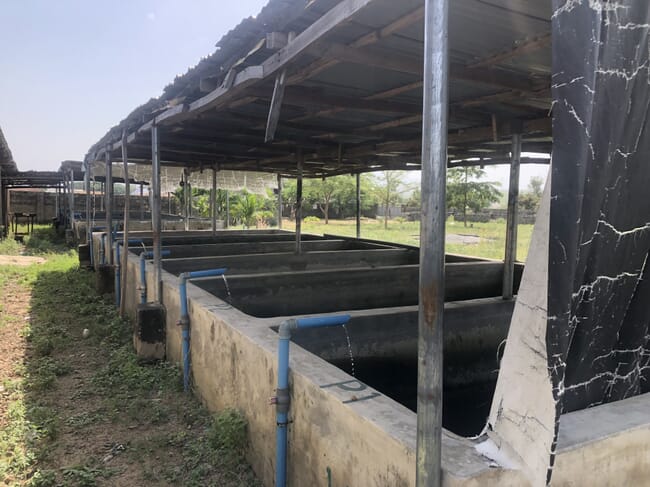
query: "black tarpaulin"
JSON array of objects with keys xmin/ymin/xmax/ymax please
[{"xmin": 549, "ymin": 0, "xmax": 650, "ymax": 434}]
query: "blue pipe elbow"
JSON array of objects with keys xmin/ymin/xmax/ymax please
[
  {"xmin": 178, "ymin": 268, "xmax": 228, "ymax": 393},
  {"xmin": 274, "ymin": 314, "xmax": 350, "ymax": 487}
]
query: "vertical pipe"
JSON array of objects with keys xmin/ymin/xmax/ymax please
[
  {"xmin": 503, "ymin": 131, "xmax": 522, "ymax": 299},
  {"xmin": 356, "ymin": 173, "xmax": 361, "ymax": 239},
  {"xmin": 151, "ymin": 122, "xmax": 163, "ymax": 302},
  {"xmin": 417, "ymin": 0, "xmax": 448, "ymax": 486},
  {"xmin": 225, "ymin": 190, "xmax": 230, "ymax": 229},
  {"xmin": 277, "ymin": 174, "xmax": 283, "ymax": 229},
  {"xmin": 295, "ymin": 151, "xmax": 303, "ymax": 255},
  {"xmin": 211, "ymin": 167, "xmax": 217, "ymax": 236},
  {"xmin": 105, "ymin": 151, "xmax": 113, "ymax": 264},
  {"xmin": 120, "ymin": 132, "xmax": 130, "ymax": 316}
]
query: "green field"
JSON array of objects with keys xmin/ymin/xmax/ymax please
[{"xmin": 282, "ymin": 217, "xmax": 534, "ymax": 262}]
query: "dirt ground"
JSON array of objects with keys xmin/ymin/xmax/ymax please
[{"xmin": 0, "ymin": 255, "xmax": 46, "ymax": 266}]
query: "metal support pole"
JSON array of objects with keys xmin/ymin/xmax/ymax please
[
  {"xmin": 183, "ymin": 169, "xmax": 190, "ymax": 232},
  {"xmin": 151, "ymin": 123, "xmax": 163, "ymax": 302},
  {"xmin": 120, "ymin": 132, "xmax": 130, "ymax": 316},
  {"xmin": 295, "ymin": 151, "xmax": 303, "ymax": 255},
  {"xmin": 84, "ymin": 160, "xmax": 91, "ymax": 244},
  {"xmin": 140, "ymin": 183, "xmax": 145, "ymax": 220},
  {"xmin": 69, "ymin": 168, "xmax": 75, "ymax": 230},
  {"xmin": 417, "ymin": 0, "xmax": 448, "ymax": 485},
  {"xmin": 100, "ymin": 181, "xmax": 104, "ymax": 212},
  {"xmin": 277, "ymin": 174, "xmax": 283, "ymax": 229},
  {"xmin": 225, "ymin": 190, "xmax": 230, "ymax": 229},
  {"xmin": 356, "ymin": 173, "xmax": 361, "ymax": 239},
  {"xmin": 55, "ymin": 183, "xmax": 60, "ymax": 218},
  {"xmin": 503, "ymin": 131, "xmax": 522, "ymax": 299},
  {"xmin": 211, "ymin": 167, "xmax": 217, "ymax": 236},
  {"xmin": 105, "ymin": 151, "xmax": 113, "ymax": 264}
]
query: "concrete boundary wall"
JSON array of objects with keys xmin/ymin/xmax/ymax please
[{"xmin": 112, "ymin": 237, "xmax": 650, "ymax": 487}]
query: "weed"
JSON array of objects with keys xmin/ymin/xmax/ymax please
[
  {"xmin": 26, "ymin": 469, "xmax": 57, "ymax": 487},
  {"xmin": 61, "ymin": 464, "xmax": 118, "ymax": 487},
  {"xmin": 208, "ymin": 409, "xmax": 249, "ymax": 460}
]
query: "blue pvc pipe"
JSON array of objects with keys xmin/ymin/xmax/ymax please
[
  {"xmin": 275, "ymin": 314, "xmax": 350, "ymax": 487},
  {"xmin": 178, "ymin": 268, "xmax": 227, "ymax": 393},
  {"xmin": 139, "ymin": 249, "xmax": 171, "ymax": 304}
]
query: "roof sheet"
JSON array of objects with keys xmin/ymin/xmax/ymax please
[{"xmin": 88, "ymin": 0, "xmax": 552, "ymax": 177}]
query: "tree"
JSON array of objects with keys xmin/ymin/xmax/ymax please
[
  {"xmin": 446, "ymin": 167, "xmax": 501, "ymax": 226},
  {"xmin": 373, "ymin": 171, "xmax": 409, "ymax": 229},
  {"xmin": 519, "ymin": 176, "xmax": 544, "ymax": 212},
  {"xmin": 232, "ymin": 191, "xmax": 263, "ymax": 228}
]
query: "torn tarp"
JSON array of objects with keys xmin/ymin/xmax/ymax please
[
  {"xmin": 487, "ymin": 2, "xmax": 650, "ymax": 486},
  {"xmin": 549, "ymin": 0, "xmax": 650, "ymax": 479}
]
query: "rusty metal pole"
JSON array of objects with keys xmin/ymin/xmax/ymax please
[
  {"xmin": 417, "ymin": 0, "xmax": 448, "ymax": 485},
  {"xmin": 503, "ymin": 131, "xmax": 522, "ymax": 299},
  {"xmin": 295, "ymin": 151, "xmax": 303, "ymax": 255},
  {"xmin": 151, "ymin": 122, "xmax": 163, "ymax": 302}
]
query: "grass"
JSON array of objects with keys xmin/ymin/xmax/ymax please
[
  {"xmin": 282, "ymin": 217, "xmax": 534, "ymax": 261},
  {"xmin": 0, "ymin": 228, "xmax": 261, "ymax": 486}
]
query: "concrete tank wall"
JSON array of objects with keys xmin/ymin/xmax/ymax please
[{"xmin": 118, "ymin": 244, "xmax": 650, "ymax": 487}]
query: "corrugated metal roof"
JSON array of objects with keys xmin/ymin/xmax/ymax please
[{"xmin": 88, "ymin": 0, "xmax": 552, "ymax": 177}]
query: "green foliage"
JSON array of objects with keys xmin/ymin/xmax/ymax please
[
  {"xmin": 446, "ymin": 167, "xmax": 502, "ymax": 226},
  {"xmin": 231, "ymin": 191, "xmax": 263, "ymax": 228},
  {"xmin": 282, "ymin": 174, "xmax": 378, "ymax": 223},
  {"xmin": 373, "ymin": 171, "xmax": 411, "ymax": 229},
  {"xmin": 304, "ymin": 216, "xmax": 321, "ymax": 223},
  {"xmin": 207, "ymin": 409, "xmax": 249, "ymax": 460},
  {"xmin": 519, "ymin": 176, "xmax": 545, "ymax": 212}
]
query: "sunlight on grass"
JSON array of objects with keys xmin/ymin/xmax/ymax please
[{"xmin": 282, "ymin": 217, "xmax": 534, "ymax": 262}]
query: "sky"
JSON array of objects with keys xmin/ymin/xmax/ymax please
[
  {"xmin": 0, "ymin": 0, "xmax": 548, "ymax": 190},
  {"xmin": 0, "ymin": 0, "xmax": 269, "ymax": 171}
]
